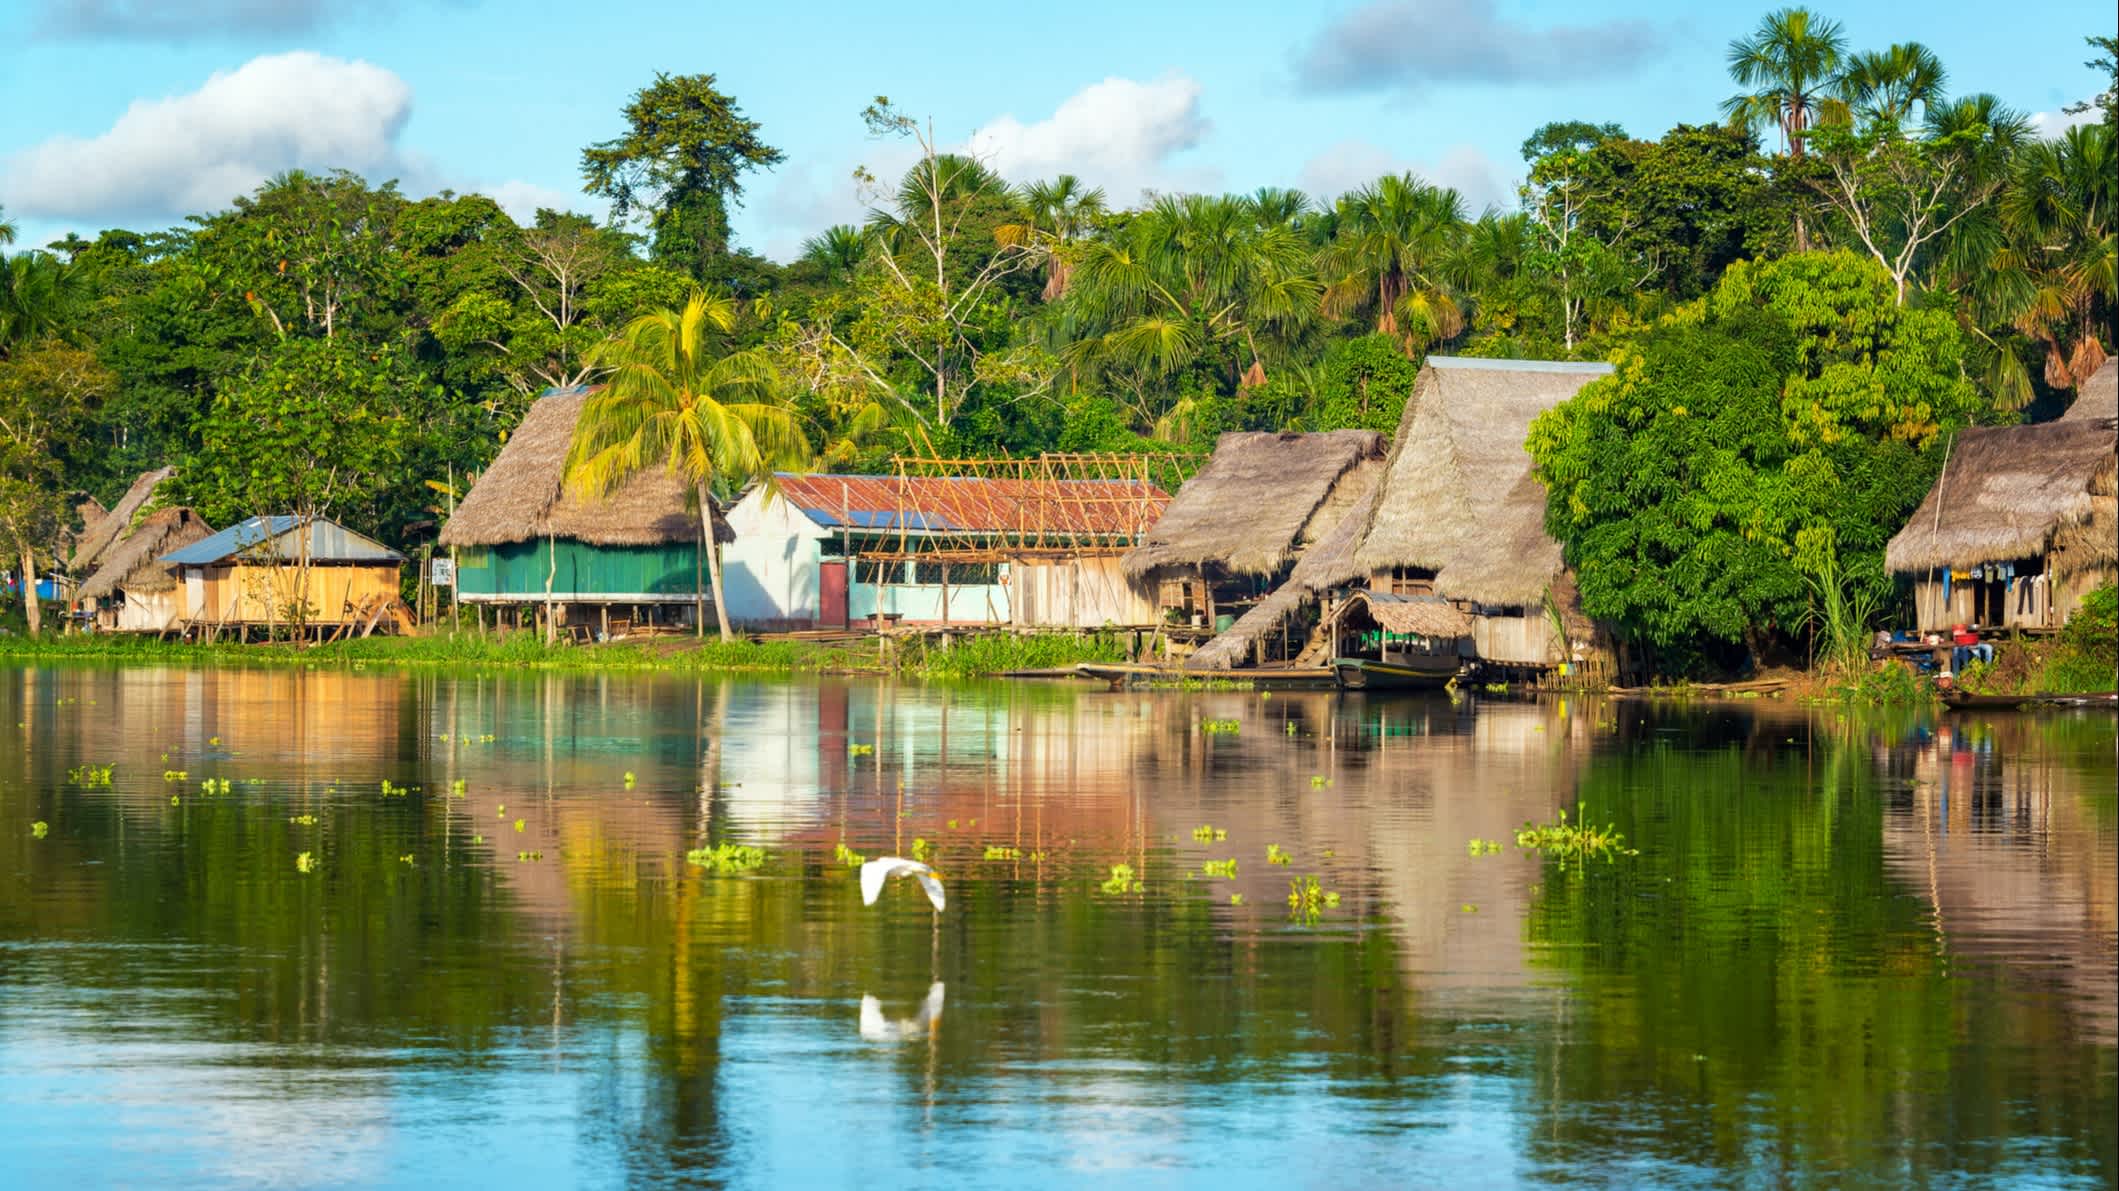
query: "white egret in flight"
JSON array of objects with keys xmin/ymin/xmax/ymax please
[
  {"xmin": 859, "ymin": 982, "xmax": 946, "ymax": 1041},
  {"xmin": 860, "ymin": 856, "xmax": 946, "ymax": 911}
]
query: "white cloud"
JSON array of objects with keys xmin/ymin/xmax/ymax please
[
  {"xmin": 2027, "ymin": 105, "xmax": 2099, "ymax": 139},
  {"xmin": 1295, "ymin": 0, "xmax": 1665, "ymax": 93},
  {"xmin": 965, "ymin": 74, "xmax": 1217, "ymax": 205},
  {"xmin": 1, "ymin": 51, "xmax": 414, "ymax": 221},
  {"xmin": 1300, "ymin": 138, "xmax": 1511, "ymax": 214},
  {"xmin": 483, "ymin": 179, "xmax": 591, "ymax": 225}
]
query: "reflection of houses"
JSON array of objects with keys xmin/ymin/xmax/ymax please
[
  {"xmin": 721, "ymin": 468, "xmax": 1169, "ymax": 630},
  {"xmin": 163, "ymin": 515, "xmax": 406, "ymax": 636},
  {"xmin": 439, "ymin": 387, "xmax": 731, "ymax": 634},
  {"xmin": 1351, "ymin": 357, "xmax": 1613, "ymax": 675},
  {"xmin": 1885, "ymin": 363, "xmax": 2117, "ymax": 633},
  {"xmin": 1124, "ymin": 430, "xmax": 1383, "ymax": 667},
  {"xmin": 76, "ymin": 507, "xmax": 215, "ymax": 632}
]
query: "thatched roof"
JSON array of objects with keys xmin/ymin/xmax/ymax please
[
  {"xmin": 438, "ymin": 389, "xmax": 731, "ymax": 549},
  {"xmin": 1330, "ymin": 590, "xmax": 1473, "ymax": 638},
  {"xmin": 1124, "ymin": 430, "xmax": 1383, "ymax": 583},
  {"xmin": 77, "ymin": 507, "xmax": 214, "ymax": 599},
  {"xmin": 68, "ymin": 467, "xmax": 174, "ymax": 572},
  {"xmin": 1884, "ymin": 417, "xmax": 2118, "ymax": 575},
  {"xmin": 1184, "ymin": 460, "xmax": 1383, "ymax": 670},
  {"xmin": 1352, "ymin": 357, "xmax": 1612, "ymax": 607},
  {"xmin": 2061, "ymin": 359, "xmax": 2116, "ymax": 423}
]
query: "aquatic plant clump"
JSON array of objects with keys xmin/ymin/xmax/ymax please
[
  {"xmin": 1514, "ymin": 807, "xmax": 1638, "ymax": 865},
  {"xmin": 1099, "ymin": 863, "xmax": 1142, "ymax": 894},
  {"xmin": 1200, "ymin": 719, "xmax": 1241, "ymax": 736},
  {"xmin": 686, "ymin": 843, "xmax": 769, "ymax": 874}
]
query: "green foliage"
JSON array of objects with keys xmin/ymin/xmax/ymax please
[
  {"xmin": 685, "ymin": 842, "xmax": 768, "ymax": 874},
  {"xmin": 1514, "ymin": 806, "xmax": 1639, "ymax": 865},
  {"xmin": 2043, "ymin": 583, "xmax": 2119, "ymax": 692}
]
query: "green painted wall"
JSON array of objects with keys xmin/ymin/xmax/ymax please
[{"xmin": 455, "ymin": 539, "xmax": 701, "ymax": 600}]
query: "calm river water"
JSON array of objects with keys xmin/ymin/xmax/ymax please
[{"xmin": 1, "ymin": 664, "xmax": 2113, "ymax": 1188}]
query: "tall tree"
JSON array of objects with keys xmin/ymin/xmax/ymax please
[
  {"xmin": 0, "ymin": 343, "xmax": 110, "ymax": 634},
  {"xmin": 570, "ymin": 292, "xmax": 808, "ymax": 641},
  {"xmin": 1722, "ymin": 7, "xmax": 1848, "ymax": 157},
  {"xmin": 581, "ymin": 74, "xmax": 783, "ymax": 284},
  {"xmin": 1838, "ymin": 42, "xmax": 1948, "ymax": 130},
  {"xmin": 996, "ymin": 175, "xmax": 1108, "ymax": 300},
  {"xmin": 1316, "ymin": 174, "xmax": 1466, "ymax": 355}
]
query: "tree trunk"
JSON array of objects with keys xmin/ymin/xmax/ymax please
[
  {"xmin": 699, "ymin": 486, "xmax": 733, "ymax": 642},
  {"xmin": 18, "ymin": 540, "xmax": 41, "ymax": 637}
]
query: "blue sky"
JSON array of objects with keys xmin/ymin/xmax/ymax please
[{"xmin": 1, "ymin": 0, "xmax": 2110, "ymax": 261}]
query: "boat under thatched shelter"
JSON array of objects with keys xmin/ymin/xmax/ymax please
[
  {"xmin": 438, "ymin": 387, "xmax": 734, "ymax": 636},
  {"xmin": 1123, "ymin": 430, "xmax": 1384, "ymax": 650},
  {"xmin": 1884, "ymin": 398, "xmax": 2117, "ymax": 632},
  {"xmin": 1350, "ymin": 357, "xmax": 1614, "ymax": 671},
  {"xmin": 76, "ymin": 507, "xmax": 214, "ymax": 632},
  {"xmin": 67, "ymin": 466, "xmax": 174, "ymax": 577}
]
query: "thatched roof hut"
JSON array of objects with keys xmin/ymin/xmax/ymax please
[
  {"xmin": 1884, "ymin": 416, "xmax": 2118, "ymax": 577},
  {"xmin": 76, "ymin": 507, "xmax": 214, "ymax": 602},
  {"xmin": 1184, "ymin": 460, "xmax": 1383, "ymax": 670},
  {"xmin": 1352, "ymin": 357, "xmax": 1613, "ymax": 606},
  {"xmin": 68, "ymin": 466, "xmax": 174, "ymax": 573},
  {"xmin": 2060, "ymin": 358, "xmax": 2116, "ymax": 423},
  {"xmin": 438, "ymin": 388, "xmax": 732, "ymax": 550},
  {"xmin": 1327, "ymin": 589, "xmax": 1474, "ymax": 639},
  {"xmin": 1123, "ymin": 430, "xmax": 1383, "ymax": 584}
]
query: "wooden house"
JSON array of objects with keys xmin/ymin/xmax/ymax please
[
  {"xmin": 721, "ymin": 470, "xmax": 1169, "ymax": 631},
  {"xmin": 437, "ymin": 388, "xmax": 731, "ymax": 636},
  {"xmin": 162, "ymin": 516, "xmax": 406, "ymax": 636},
  {"xmin": 1885, "ymin": 366, "xmax": 2117, "ymax": 633},
  {"xmin": 1350, "ymin": 357, "xmax": 1614, "ymax": 676},
  {"xmin": 75, "ymin": 507, "xmax": 215, "ymax": 632},
  {"xmin": 1122, "ymin": 430, "xmax": 1384, "ymax": 664}
]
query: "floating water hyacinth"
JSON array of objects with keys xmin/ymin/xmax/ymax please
[
  {"xmin": 162, "ymin": 770, "xmax": 187, "ymax": 782},
  {"xmin": 982, "ymin": 845, "xmax": 1021, "ymax": 861},
  {"xmin": 1229, "ymin": 893, "xmax": 1245, "ymax": 906},
  {"xmin": 513, "ymin": 819, "xmax": 525, "ymax": 833},
  {"xmin": 449, "ymin": 779, "xmax": 465, "ymax": 797},
  {"xmin": 910, "ymin": 837, "xmax": 933, "ymax": 862},
  {"xmin": 1202, "ymin": 858, "xmax": 1238, "ymax": 878},
  {"xmin": 1099, "ymin": 863, "xmax": 1141, "ymax": 894},
  {"xmin": 1200, "ymin": 719, "xmax": 1240, "ymax": 736},
  {"xmin": 1266, "ymin": 844, "xmax": 1290, "ymax": 866},
  {"xmin": 67, "ymin": 764, "xmax": 114, "ymax": 786},
  {"xmin": 517, "ymin": 850, "xmax": 543, "ymax": 861},
  {"xmin": 686, "ymin": 843, "xmax": 768, "ymax": 874},
  {"xmin": 289, "ymin": 814, "xmax": 316, "ymax": 826},
  {"xmin": 31, "ymin": 821, "xmax": 49, "ymax": 839},
  {"xmin": 834, "ymin": 842, "xmax": 866, "ymax": 867},
  {"xmin": 399, "ymin": 854, "xmax": 416, "ymax": 866},
  {"xmin": 1467, "ymin": 838, "xmax": 1503, "ymax": 857},
  {"xmin": 848, "ymin": 743, "xmax": 874, "ymax": 756},
  {"xmin": 1310, "ymin": 775, "xmax": 1331, "ymax": 788},
  {"xmin": 295, "ymin": 852, "xmax": 316, "ymax": 873},
  {"xmin": 623, "ymin": 771, "xmax": 636, "ymax": 789},
  {"xmin": 1190, "ymin": 824, "xmax": 1227, "ymax": 842}
]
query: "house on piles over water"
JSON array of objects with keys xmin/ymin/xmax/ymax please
[
  {"xmin": 720, "ymin": 468, "xmax": 1171, "ymax": 631},
  {"xmin": 438, "ymin": 387, "xmax": 733, "ymax": 635},
  {"xmin": 1121, "ymin": 430, "xmax": 1385, "ymax": 666},
  {"xmin": 1346, "ymin": 356, "xmax": 1616, "ymax": 679},
  {"xmin": 77, "ymin": 507, "xmax": 215, "ymax": 632},
  {"xmin": 1884, "ymin": 359, "xmax": 2117, "ymax": 633},
  {"xmin": 162, "ymin": 515, "xmax": 406, "ymax": 636}
]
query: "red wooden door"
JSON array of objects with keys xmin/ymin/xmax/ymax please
[{"xmin": 819, "ymin": 560, "xmax": 848, "ymax": 629}]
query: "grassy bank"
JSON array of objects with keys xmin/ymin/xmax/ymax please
[{"xmin": 0, "ymin": 628, "xmax": 1129, "ymax": 680}]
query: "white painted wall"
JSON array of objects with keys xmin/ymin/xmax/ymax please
[{"xmin": 722, "ymin": 488, "xmax": 830, "ymax": 626}]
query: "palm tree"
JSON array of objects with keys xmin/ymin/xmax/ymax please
[
  {"xmin": 0, "ymin": 205, "xmax": 15, "ymax": 247},
  {"xmin": 1839, "ymin": 42, "xmax": 1948, "ymax": 130},
  {"xmin": 1981, "ymin": 122, "xmax": 2115, "ymax": 397},
  {"xmin": 0, "ymin": 251, "xmax": 83, "ymax": 357},
  {"xmin": 1316, "ymin": 174, "xmax": 1468, "ymax": 354},
  {"xmin": 1722, "ymin": 8, "xmax": 1848, "ymax": 157},
  {"xmin": 569, "ymin": 292, "xmax": 809, "ymax": 641},
  {"xmin": 798, "ymin": 224, "xmax": 868, "ymax": 285},
  {"xmin": 997, "ymin": 174, "xmax": 1107, "ymax": 300}
]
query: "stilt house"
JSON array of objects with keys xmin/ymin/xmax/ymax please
[{"xmin": 162, "ymin": 516, "xmax": 405, "ymax": 635}]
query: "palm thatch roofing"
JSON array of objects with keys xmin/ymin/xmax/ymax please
[
  {"xmin": 1351, "ymin": 357, "xmax": 1613, "ymax": 607},
  {"xmin": 2060, "ymin": 359, "xmax": 2116, "ymax": 423},
  {"xmin": 437, "ymin": 388, "xmax": 732, "ymax": 550},
  {"xmin": 77, "ymin": 508, "xmax": 214, "ymax": 599},
  {"xmin": 1328, "ymin": 589, "xmax": 1474, "ymax": 638},
  {"xmin": 1884, "ymin": 416, "xmax": 2118, "ymax": 575},
  {"xmin": 1184, "ymin": 460, "xmax": 1383, "ymax": 670},
  {"xmin": 1123, "ymin": 430, "xmax": 1384, "ymax": 583},
  {"xmin": 68, "ymin": 467, "xmax": 174, "ymax": 573}
]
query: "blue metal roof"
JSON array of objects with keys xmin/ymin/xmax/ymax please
[{"xmin": 160, "ymin": 515, "xmax": 405, "ymax": 566}]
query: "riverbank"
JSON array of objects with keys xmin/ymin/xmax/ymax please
[{"xmin": 0, "ymin": 628, "xmax": 1129, "ymax": 680}]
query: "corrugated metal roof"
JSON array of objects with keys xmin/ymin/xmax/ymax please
[
  {"xmin": 160, "ymin": 515, "xmax": 405, "ymax": 566},
  {"xmin": 771, "ymin": 474, "xmax": 1168, "ymax": 536}
]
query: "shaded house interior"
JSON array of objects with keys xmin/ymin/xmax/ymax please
[
  {"xmin": 437, "ymin": 387, "xmax": 732, "ymax": 637},
  {"xmin": 1123, "ymin": 430, "xmax": 1384, "ymax": 666},
  {"xmin": 1885, "ymin": 363, "xmax": 2118, "ymax": 633}
]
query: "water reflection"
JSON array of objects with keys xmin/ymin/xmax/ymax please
[{"xmin": 1, "ymin": 664, "xmax": 2112, "ymax": 1188}]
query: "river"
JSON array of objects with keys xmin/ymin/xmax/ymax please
[{"xmin": 2, "ymin": 664, "xmax": 2112, "ymax": 1187}]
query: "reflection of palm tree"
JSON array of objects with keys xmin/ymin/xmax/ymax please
[
  {"xmin": 1721, "ymin": 6, "xmax": 1848, "ymax": 157},
  {"xmin": 570, "ymin": 292, "xmax": 809, "ymax": 640}
]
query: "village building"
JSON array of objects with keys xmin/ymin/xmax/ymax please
[
  {"xmin": 1122, "ymin": 430, "xmax": 1384, "ymax": 665},
  {"xmin": 75, "ymin": 507, "xmax": 215, "ymax": 632},
  {"xmin": 437, "ymin": 388, "xmax": 731, "ymax": 636},
  {"xmin": 721, "ymin": 467, "xmax": 1169, "ymax": 631},
  {"xmin": 1885, "ymin": 362, "xmax": 2117, "ymax": 633},
  {"xmin": 162, "ymin": 515, "xmax": 406, "ymax": 637},
  {"xmin": 1349, "ymin": 356, "xmax": 1614, "ymax": 678},
  {"xmin": 64, "ymin": 466, "xmax": 175, "ymax": 596}
]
